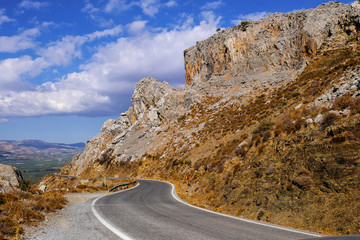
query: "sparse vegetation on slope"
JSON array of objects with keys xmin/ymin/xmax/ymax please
[{"xmin": 0, "ymin": 188, "xmax": 67, "ymax": 240}]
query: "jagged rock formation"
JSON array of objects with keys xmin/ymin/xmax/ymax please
[
  {"xmin": 0, "ymin": 164, "xmax": 25, "ymax": 193},
  {"xmin": 63, "ymin": 77, "xmax": 201, "ymax": 176},
  {"xmin": 184, "ymin": 1, "xmax": 360, "ymax": 95}
]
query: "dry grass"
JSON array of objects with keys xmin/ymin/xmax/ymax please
[{"xmin": 0, "ymin": 189, "xmax": 67, "ymax": 239}]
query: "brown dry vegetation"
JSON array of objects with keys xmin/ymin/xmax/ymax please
[
  {"xmin": 0, "ymin": 174, "xmax": 134, "ymax": 239},
  {"xmin": 39, "ymin": 174, "xmax": 134, "ymax": 193},
  {"xmin": 0, "ymin": 189, "xmax": 67, "ymax": 240},
  {"xmin": 72, "ymin": 33, "xmax": 360, "ymax": 236}
]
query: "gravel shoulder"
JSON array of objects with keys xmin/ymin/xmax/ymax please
[{"xmin": 23, "ymin": 192, "xmax": 118, "ymax": 240}]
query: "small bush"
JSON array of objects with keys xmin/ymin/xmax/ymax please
[
  {"xmin": 321, "ymin": 112, "xmax": 339, "ymax": 128},
  {"xmin": 252, "ymin": 120, "xmax": 274, "ymax": 141},
  {"xmin": 350, "ymin": 98, "xmax": 360, "ymax": 114},
  {"xmin": 333, "ymin": 95, "xmax": 353, "ymax": 110},
  {"xmin": 292, "ymin": 174, "xmax": 313, "ymax": 190},
  {"xmin": 177, "ymin": 116, "xmax": 185, "ymax": 122},
  {"xmin": 240, "ymin": 21, "xmax": 250, "ymax": 31}
]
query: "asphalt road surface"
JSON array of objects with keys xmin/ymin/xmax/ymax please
[{"xmin": 92, "ymin": 179, "xmax": 324, "ymax": 240}]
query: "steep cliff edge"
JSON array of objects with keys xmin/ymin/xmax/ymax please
[
  {"xmin": 54, "ymin": 2, "xmax": 360, "ymax": 235},
  {"xmin": 184, "ymin": 1, "xmax": 360, "ymax": 95}
]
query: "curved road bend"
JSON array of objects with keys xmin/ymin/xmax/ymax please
[{"xmin": 92, "ymin": 179, "xmax": 323, "ymax": 240}]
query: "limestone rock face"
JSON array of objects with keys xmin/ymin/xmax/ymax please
[
  {"xmin": 0, "ymin": 164, "xmax": 24, "ymax": 193},
  {"xmin": 127, "ymin": 77, "xmax": 188, "ymax": 128},
  {"xmin": 184, "ymin": 2, "xmax": 360, "ymax": 95},
  {"xmin": 63, "ymin": 77, "xmax": 201, "ymax": 176}
]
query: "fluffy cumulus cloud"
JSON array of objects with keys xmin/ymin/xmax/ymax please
[
  {"xmin": 0, "ymin": 28, "xmax": 40, "ymax": 53},
  {"xmin": 231, "ymin": 11, "xmax": 269, "ymax": 25},
  {"xmin": 0, "ymin": 13, "xmax": 220, "ymax": 117},
  {"xmin": 0, "ymin": 25, "xmax": 123, "ymax": 96},
  {"xmin": 0, "ymin": 56, "xmax": 46, "ymax": 88},
  {"xmin": 0, "ymin": 89, "xmax": 110, "ymax": 117},
  {"xmin": 127, "ymin": 20, "xmax": 148, "ymax": 35}
]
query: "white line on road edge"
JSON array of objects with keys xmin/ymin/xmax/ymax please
[
  {"xmin": 91, "ymin": 183, "xmax": 140, "ymax": 240},
  {"xmin": 166, "ymin": 181, "xmax": 323, "ymax": 238}
]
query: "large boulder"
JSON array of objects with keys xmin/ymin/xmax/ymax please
[{"xmin": 0, "ymin": 164, "xmax": 25, "ymax": 193}]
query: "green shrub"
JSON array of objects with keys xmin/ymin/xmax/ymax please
[{"xmin": 240, "ymin": 21, "xmax": 250, "ymax": 31}]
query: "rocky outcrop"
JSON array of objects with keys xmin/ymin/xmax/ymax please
[
  {"xmin": 184, "ymin": 2, "xmax": 360, "ymax": 95},
  {"xmin": 315, "ymin": 66, "xmax": 360, "ymax": 106},
  {"xmin": 63, "ymin": 77, "xmax": 201, "ymax": 176},
  {"xmin": 0, "ymin": 164, "xmax": 25, "ymax": 193}
]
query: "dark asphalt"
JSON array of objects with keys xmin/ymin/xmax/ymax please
[{"xmin": 92, "ymin": 179, "xmax": 324, "ymax": 240}]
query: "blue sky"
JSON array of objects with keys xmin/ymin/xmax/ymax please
[{"xmin": 0, "ymin": 0, "xmax": 354, "ymax": 143}]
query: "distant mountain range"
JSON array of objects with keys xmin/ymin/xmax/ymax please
[{"xmin": 0, "ymin": 140, "xmax": 85, "ymax": 156}]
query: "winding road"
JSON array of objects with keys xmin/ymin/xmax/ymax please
[{"xmin": 91, "ymin": 179, "xmax": 324, "ymax": 240}]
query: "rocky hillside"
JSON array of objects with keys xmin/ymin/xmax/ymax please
[
  {"xmin": 50, "ymin": 1, "xmax": 360, "ymax": 235},
  {"xmin": 184, "ymin": 1, "xmax": 360, "ymax": 95},
  {"xmin": 0, "ymin": 164, "xmax": 25, "ymax": 193}
]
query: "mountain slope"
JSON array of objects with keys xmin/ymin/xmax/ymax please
[{"xmin": 42, "ymin": 1, "xmax": 360, "ymax": 235}]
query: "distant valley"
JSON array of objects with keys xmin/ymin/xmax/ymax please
[{"xmin": 0, "ymin": 140, "xmax": 85, "ymax": 182}]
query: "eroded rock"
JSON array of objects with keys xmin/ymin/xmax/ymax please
[{"xmin": 0, "ymin": 164, "xmax": 25, "ymax": 193}]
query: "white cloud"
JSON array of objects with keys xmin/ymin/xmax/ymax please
[
  {"xmin": 0, "ymin": 13, "xmax": 220, "ymax": 117},
  {"xmin": 139, "ymin": 0, "xmax": 161, "ymax": 17},
  {"xmin": 104, "ymin": 0, "xmax": 136, "ymax": 13},
  {"xmin": 82, "ymin": 1, "xmax": 114, "ymax": 27},
  {"xmin": 37, "ymin": 25, "xmax": 122, "ymax": 66},
  {"xmin": 0, "ymin": 89, "xmax": 109, "ymax": 117},
  {"xmin": 0, "ymin": 28, "xmax": 40, "ymax": 53},
  {"xmin": 127, "ymin": 20, "xmax": 148, "ymax": 35},
  {"xmin": 104, "ymin": 0, "xmax": 172, "ymax": 17},
  {"xmin": 165, "ymin": 0, "xmax": 176, "ymax": 7},
  {"xmin": 231, "ymin": 11, "xmax": 269, "ymax": 25},
  {"xmin": 0, "ymin": 25, "xmax": 122, "ymax": 93},
  {"xmin": 0, "ymin": 9, "xmax": 14, "ymax": 27},
  {"xmin": 19, "ymin": 0, "xmax": 50, "ymax": 10},
  {"xmin": 86, "ymin": 25, "xmax": 122, "ymax": 41},
  {"xmin": 201, "ymin": 1, "xmax": 223, "ymax": 10},
  {"xmin": 37, "ymin": 36, "xmax": 86, "ymax": 66},
  {"xmin": 0, "ymin": 56, "xmax": 45, "ymax": 84}
]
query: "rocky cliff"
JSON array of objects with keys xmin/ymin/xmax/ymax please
[
  {"xmin": 0, "ymin": 164, "xmax": 25, "ymax": 193},
  {"xmin": 62, "ymin": 77, "xmax": 201, "ymax": 176},
  {"xmin": 56, "ymin": 1, "xmax": 360, "ymax": 235},
  {"xmin": 184, "ymin": 1, "xmax": 360, "ymax": 95}
]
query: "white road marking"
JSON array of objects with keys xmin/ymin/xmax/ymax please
[
  {"xmin": 92, "ymin": 179, "xmax": 324, "ymax": 239},
  {"xmin": 166, "ymin": 181, "xmax": 324, "ymax": 238},
  {"xmin": 91, "ymin": 183, "xmax": 140, "ymax": 240}
]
